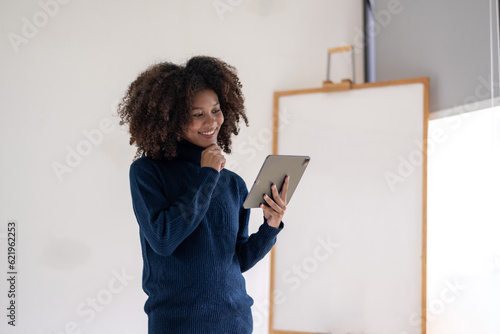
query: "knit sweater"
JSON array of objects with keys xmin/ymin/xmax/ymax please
[{"xmin": 129, "ymin": 140, "xmax": 283, "ymax": 334}]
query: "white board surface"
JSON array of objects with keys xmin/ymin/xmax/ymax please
[{"xmin": 271, "ymin": 80, "xmax": 427, "ymax": 334}]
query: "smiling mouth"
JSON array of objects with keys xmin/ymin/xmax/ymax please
[{"xmin": 199, "ymin": 128, "xmax": 216, "ymax": 136}]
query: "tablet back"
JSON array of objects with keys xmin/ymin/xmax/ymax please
[{"xmin": 243, "ymin": 155, "xmax": 310, "ymax": 209}]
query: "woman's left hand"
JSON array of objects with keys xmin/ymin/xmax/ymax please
[{"xmin": 260, "ymin": 175, "xmax": 289, "ymax": 228}]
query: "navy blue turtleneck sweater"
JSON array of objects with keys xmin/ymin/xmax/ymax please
[{"xmin": 129, "ymin": 140, "xmax": 283, "ymax": 334}]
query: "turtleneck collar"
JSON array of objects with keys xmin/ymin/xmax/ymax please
[{"xmin": 174, "ymin": 139, "xmax": 205, "ymax": 164}]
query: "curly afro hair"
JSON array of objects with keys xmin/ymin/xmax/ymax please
[{"xmin": 117, "ymin": 56, "xmax": 249, "ymax": 161}]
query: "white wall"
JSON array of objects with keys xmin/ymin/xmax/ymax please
[
  {"xmin": 427, "ymin": 105, "xmax": 500, "ymax": 334},
  {"xmin": 0, "ymin": 1, "xmax": 363, "ymax": 333}
]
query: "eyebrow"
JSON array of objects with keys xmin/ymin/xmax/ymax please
[{"xmin": 191, "ymin": 102, "xmax": 220, "ymax": 111}]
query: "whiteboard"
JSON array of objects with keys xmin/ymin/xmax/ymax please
[{"xmin": 270, "ymin": 79, "xmax": 429, "ymax": 334}]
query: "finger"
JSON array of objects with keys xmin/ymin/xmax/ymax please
[
  {"xmin": 280, "ymin": 175, "xmax": 290, "ymax": 204},
  {"xmin": 260, "ymin": 203, "xmax": 276, "ymax": 218},
  {"xmin": 263, "ymin": 194, "xmax": 284, "ymax": 214},
  {"xmin": 260, "ymin": 203, "xmax": 283, "ymax": 228},
  {"xmin": 208, "ymin": 149, "xmax": 221, "ymax": 156},
  {"xmin": 205, "ymin": 144, "xmax": 221, "ymax": 153},
  {"xmin": 203, "ymin": 144, "xmax": 216, "ymax": 152},
  {"xmin": 271, "ymin": 183, "xmax": 285, "ymax": 208}
]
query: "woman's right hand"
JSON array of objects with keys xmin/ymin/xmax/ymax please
[{"xmin": 201, "ymin": 144, "xmax": 226, "ymax": 172}]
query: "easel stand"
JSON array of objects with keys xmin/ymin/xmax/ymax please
[{"xmin": 322, "ymin": 45, "xmax": 354, "ymax": 91}]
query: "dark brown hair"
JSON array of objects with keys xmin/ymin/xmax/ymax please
[{"xmin": 117, "ymin": 56, "xmax": 249, "ymax": 160}]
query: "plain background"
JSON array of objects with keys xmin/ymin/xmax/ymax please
[
  {"xmin": 0, "ymin": 1, "xmax": 362, "ymax": 333},
  {"xmin": 1, "ymin": 0, "xmax": 499, "ymax": 333}
]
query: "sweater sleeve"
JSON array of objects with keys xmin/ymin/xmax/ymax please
[
  {"xmin": 235, "ymin": 180, "xmax": 284, "ymax": 273},
  {"xmin": 129, "ymin": 158, "xmax": 220, "ymax": 256}
]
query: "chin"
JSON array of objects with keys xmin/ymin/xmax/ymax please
[{"xmin": 196, "ymin": 138, "xmax": 217, "ymax": 148}]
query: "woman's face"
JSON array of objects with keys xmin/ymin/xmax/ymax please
[{"xmin": 183, "ymin": 89, "xmax": 224, "ymax": 148}]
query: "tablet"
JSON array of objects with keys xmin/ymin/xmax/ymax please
[{"xmin": 243, "ymin": 155, "xmax": 310, "ymax": 209}]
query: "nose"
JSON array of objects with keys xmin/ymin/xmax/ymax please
[{"xmin": 204, "ymin": 112, "xmax": 217, "ymax": 124}]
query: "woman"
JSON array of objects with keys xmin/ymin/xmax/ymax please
[{"xmin": 118, "ymin": 56, "xmax": 289, "ymax": 333}]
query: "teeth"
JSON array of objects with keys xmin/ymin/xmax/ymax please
[{"xmin": 200, "ymin": 129, "xmax": 216, "ymax": 135}]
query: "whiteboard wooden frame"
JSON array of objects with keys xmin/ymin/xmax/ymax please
[{"xmin": 269, "ymin": 78, "xmax": 429, "ymax": 334}]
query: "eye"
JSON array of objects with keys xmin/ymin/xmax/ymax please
[
  {"xmin": 193, "ymin": 113, "xmax": 203, "ymax": 117},
  {"xmin": 212, "ymin": 109, "xmax": 221, "ymax": 114}
]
